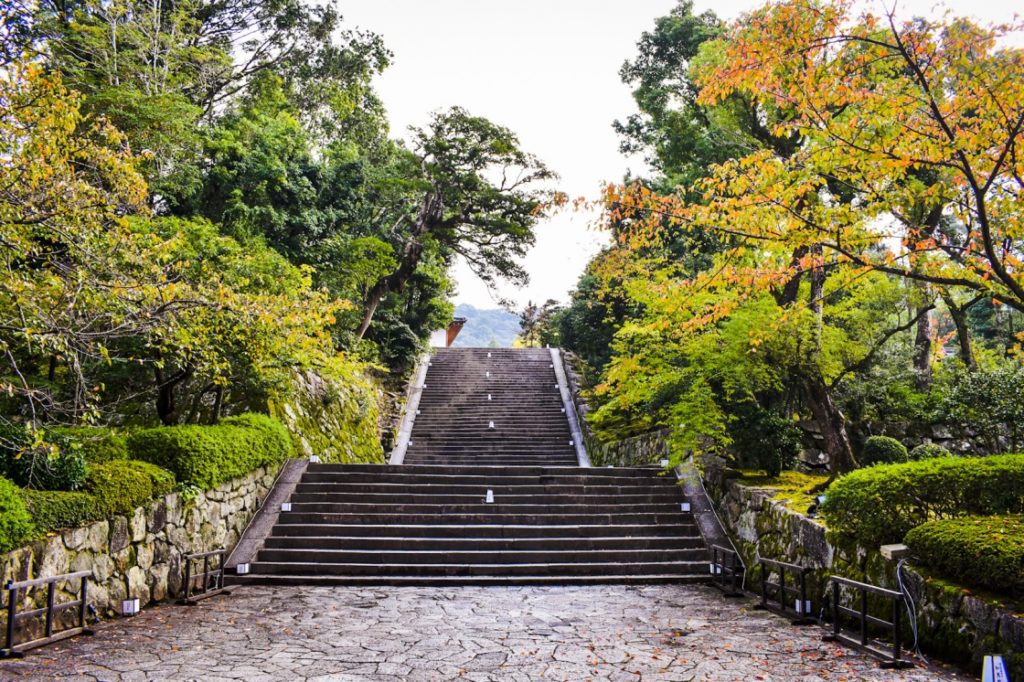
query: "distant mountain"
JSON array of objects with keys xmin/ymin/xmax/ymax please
[{"xmin": 451, "ymin": 304, "xmax": 520, "ymax": 348}]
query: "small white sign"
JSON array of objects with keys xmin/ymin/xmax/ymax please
[
  {"xmin": 660, "ymin": 459, "xmax": 669, "ymax": 468},
  {"xmin": 489, "ymin": 421, "xmax": 495, "ymax": 429},
  {"xmin": 983, "ymin": 655, "xmax": 1010, "ymax": 682},
  {"xmin": 309, "ymin": 455, "xmax": 320, "ymax": 463},
  {"xmin": 485, "ymin": 490, "xmax": 494, "ymax": 503},
  {"xmin": 794, "ymin": 599, "xmax": 812, "ymax": 614},
  {"xmin": 681, "ymin": 502, "xmax": 691, "ymax": 512},
  {"xmin": 281, "ymin": 502, "xmax": 292, "ymax": 512},
  {"xmin": 236, "ymin": 563, "xmax": 251, "ymax": 575},
  {"xmin": 122, "ymin": 598, "xmax": 140, "ymax": 616}
]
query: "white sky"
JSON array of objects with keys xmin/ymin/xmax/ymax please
[{"xmin": 340, "ymin": 0, "xmax": 1020, "ymax": 311}]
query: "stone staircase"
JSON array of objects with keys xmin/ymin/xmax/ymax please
[
  {"xmin": 405, "ymin": 348, "xmax": 577, "ymax": 466},
  {"xmin": 234, "ymin": 348, "xmax": 709, "ymax": 585}
]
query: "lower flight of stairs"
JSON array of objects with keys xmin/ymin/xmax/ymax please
[{"xmin": 232, "ymin": 463, "xmax": 708, "ymax": 585}]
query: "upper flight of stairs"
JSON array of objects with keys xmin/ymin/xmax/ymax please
[
  {"xmin": 233, "ymin": 348, "xmax": 710, "ymax": 586},
  {"xmin": 404, "ymin": 348, "xmax": 578, "ymax": 466}
]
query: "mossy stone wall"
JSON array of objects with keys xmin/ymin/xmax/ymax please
[
  {"xmin": 706, "ymin": 471, "xmax": 1024, "ymax": 677},
  {"xmin": 269, "ymin": 369, "xmax": 385, "ymax": 464}
]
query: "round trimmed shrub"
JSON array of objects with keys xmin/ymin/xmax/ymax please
[
  {"xmin": 0, "ymin": 476, "xmax": 35, "ymax": 552},
  {"xmin": 909, "ymin": 443, "xmax": 952, "ymax": 461},
  {"xmin": 86, "ymin": 460, "xmax": 175, "ymax": 515},
  {"xmin": 905, "ymin": 516, "xmax": 1024, "ymax": 596},
  {"xmin": 860, "ymin": 435, "xmax": 908, "ymax": 466},
  {"xmin": 821, "ymin": 453, "xmax": 1024, "ymax": 546}
]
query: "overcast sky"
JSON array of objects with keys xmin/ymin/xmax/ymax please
[{"xmin": 340, "ymin": 0, "xmax": 1020, "ymax": 311}]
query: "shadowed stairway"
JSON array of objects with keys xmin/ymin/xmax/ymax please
[{"xmin": 235, "ymin": 348, "xmax": 709, "ymax": 585}]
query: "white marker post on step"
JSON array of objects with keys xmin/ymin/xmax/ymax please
[
  {"xmin": 489, "ymin": 421, "xmax": 495, "ymax": 429},
  {"xmin": 485, "ymin": 489, "xmax": 494, "ymax": 503}
]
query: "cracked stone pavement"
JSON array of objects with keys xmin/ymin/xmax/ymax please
[{"xmin": 0, "ymin": 584, "xmax": 972, "ymax": 681}]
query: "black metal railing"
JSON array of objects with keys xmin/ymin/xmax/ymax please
[
  {"xmin": 709, "ymin": 545, "xmax": 744, "ymax": 597},
  {"xmin": 753, "ymin": 557, "xmax": 816, "ymax": 625},
  {"xmin": 2, "ymin": 570, "xmax": 93, "ymax": 658},
  {"xmin": 822, "ymin": 575, "xmax": 913, "ymax": 669},
  {"xmin": 179, "ymin": 549, "xmax": 231, "ymax": 605}
]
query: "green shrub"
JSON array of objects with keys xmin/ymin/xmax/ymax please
[
  {"xmin": 0, "ymin": 476, "xmax": 35, "ymax": 552},
  {"xmin": 909, "ymin": 442, "xmax": 952, "ymax": 460},
  {"xmin": 905, "ymin": 516, "xmax": 1024, "ymax": 596},
  {"xmin": 821, "ymin": 453, "xmax": 1024, "ymax": 546},
  {"xmin": 0, "ymin": 425, "xmax": 88, "ymax": 491},
  {"xmin": 860, "ymin": 435, "xmax": 908, "ymax": 466},
  {"xmin": 128, "ymin": 413, "xmax": 292, "ymax": 489},
  {"xmin": 728, "ymin": 404, "xmax": 802, "ymax": 478},
  {"xmin": 21, "ymin": 489, "xmax": 100, "ymax": 534},
  {"xmin": 86, "ymin": 461, "xmax": 176, "ymax": 515},
  {"xmin": 49, "ymin": 427, "xmax": 130, "ymax": 463}
]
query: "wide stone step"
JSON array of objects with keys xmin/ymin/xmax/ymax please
[
  {"xmin": 288, "ymin": 492, "xmax": 684, "ymax": 504},
  {"xmin": 272, "ymin": 523, "xmax": 698, "ymax": 539},
  {"xmin": 262, "ymin": 535, "xmax": 705, "ymax": 551},
  {"xmin": 229, "ymin": 573, "xmax": 705, "ymax": 586},
  {"xmin": 256, "ymin": 547, "xmax": 707, "ymax": 565},
  {"xmin": 298, "ymin": 473, "xmax": 673, "ymax": 486},
  {"xmin": 292, "ymin": 483, "xmax": 680, "ymax": 496},
  {"xmin": 247, "ymin": 560, "xmax": 708, "ymax": 577},
  {"xmin": 284, "ymin": 502, "xmax": 686, "ymax": 514},
  {"xmin": 277, "ymin": 512, "xmax": 690, "ymax": 525},
  {"xmin": 303, "ymin": 462, "xmax": 663, "ymax": 473}
]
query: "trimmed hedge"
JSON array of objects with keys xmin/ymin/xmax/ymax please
[
  {"xmin": 87, "ymin": 461, "xmax": 176, "ymax": 515},
  {"xmin": 128, "ymin": 413, "xmax": 292, "ymax": 489},
  {"xmin": 905, "ymin": 516, "xmax": 1024, "ymax": 596},
  {"xmin": 21, "ymin": 489, "xmax": 99, "ymax": 535},
  {"xmin": 19, "ymin": 461, "xmax": 176, "ymax": 534},
  {"xmin": 909, "ymin": 443, "xmax": 952, "ymax": 460},
  {"xmin": 860, "ymin": 435, "xmax": 908, "ymax": 466},
  {"xmin": 820, "ymin": 453, "xmax": 1024, "ymax": 547},
  {"xmin": 0, "ymin": 476, "xmax": 34, "ymax": 553}
]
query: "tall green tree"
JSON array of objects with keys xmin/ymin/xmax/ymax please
[{"xmin": 355, "ymin": 108, "xmax": 556, "ymax": 339}]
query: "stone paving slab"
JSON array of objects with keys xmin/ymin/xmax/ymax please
[{"xmin": 0, "ymin": 584, "xmax": 972, "ymax": 681}]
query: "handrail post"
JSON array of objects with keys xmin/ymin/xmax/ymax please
[
  {"xmin": 218, "ymin": 553, "xmax": 226, "ymax": 591},
  {"xmin": 183, "ymin": 556, "xmax": 193, "ymax": 602},
  {"xmin": 4, "ymin": 582, "xmax": 15, "ymax": 655},
  {"xmin": 78, "ymin": 576, "xmax": 88, "ymax": 630},
  {"xmin": 832, "ymin": 581, "xmax": 841, "ymax": 639},
  {"xmin": 779, "ymin": 569, "xmax": 787, "ymax": 616},
  {"xmin": 203, "ymin": 555, "xmax": 210, "ymax": 593},
  {"xmin": 860, "ymin": 589, "xmax": 868, "ymax": 646},
  {"xmin": 44, "ymin": 582, "xmax": 55, "ymax": 638},
  {"xmin": 759, "ymin": 564, "xmax": 768, "ymax": 608},
  {"xmin": 892, "ymin": 597, "xmax": 903, "ymax": 665},
  {"xmin": 799, "ymin": 571, "xmax": 808, "ymax": 617}
]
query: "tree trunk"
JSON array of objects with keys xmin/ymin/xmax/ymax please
[
  {"xmin": 913, "ymin": 304, "xmax": 932, "ymax": 389},
  {"xmin": 805, "ymin": 375, "xmax": 858, "ymax": 473},
  {"xmin": 805, "ymin": 243, "xmax": 857, "ymax": 474},
  {"xmin": 154, "ymin": 363, "xmax": 191, "ymax": 426},
  {"xmin": 355, "ymin": 191, "xmax": 443, "ymax": 341},
  {"xmin": 940, "ymin": 291, "xmax": 977, "ymax": 370}
]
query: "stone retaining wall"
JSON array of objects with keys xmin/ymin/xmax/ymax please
[
  {"xmin": 706, "ymin": 470, "xmax": 1024, "ymax": 677},
  {"xmin": 559, "ymin": 351, "xmax": 670, "ymax": 467},
  {"xmin": 1, "ymin": 464, "xmax": 278, "ymax": 625}
]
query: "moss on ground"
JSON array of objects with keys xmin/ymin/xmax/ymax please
[{"xmin": 735, "ymin": 469, "xmax": 830, "ymax": 514}]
